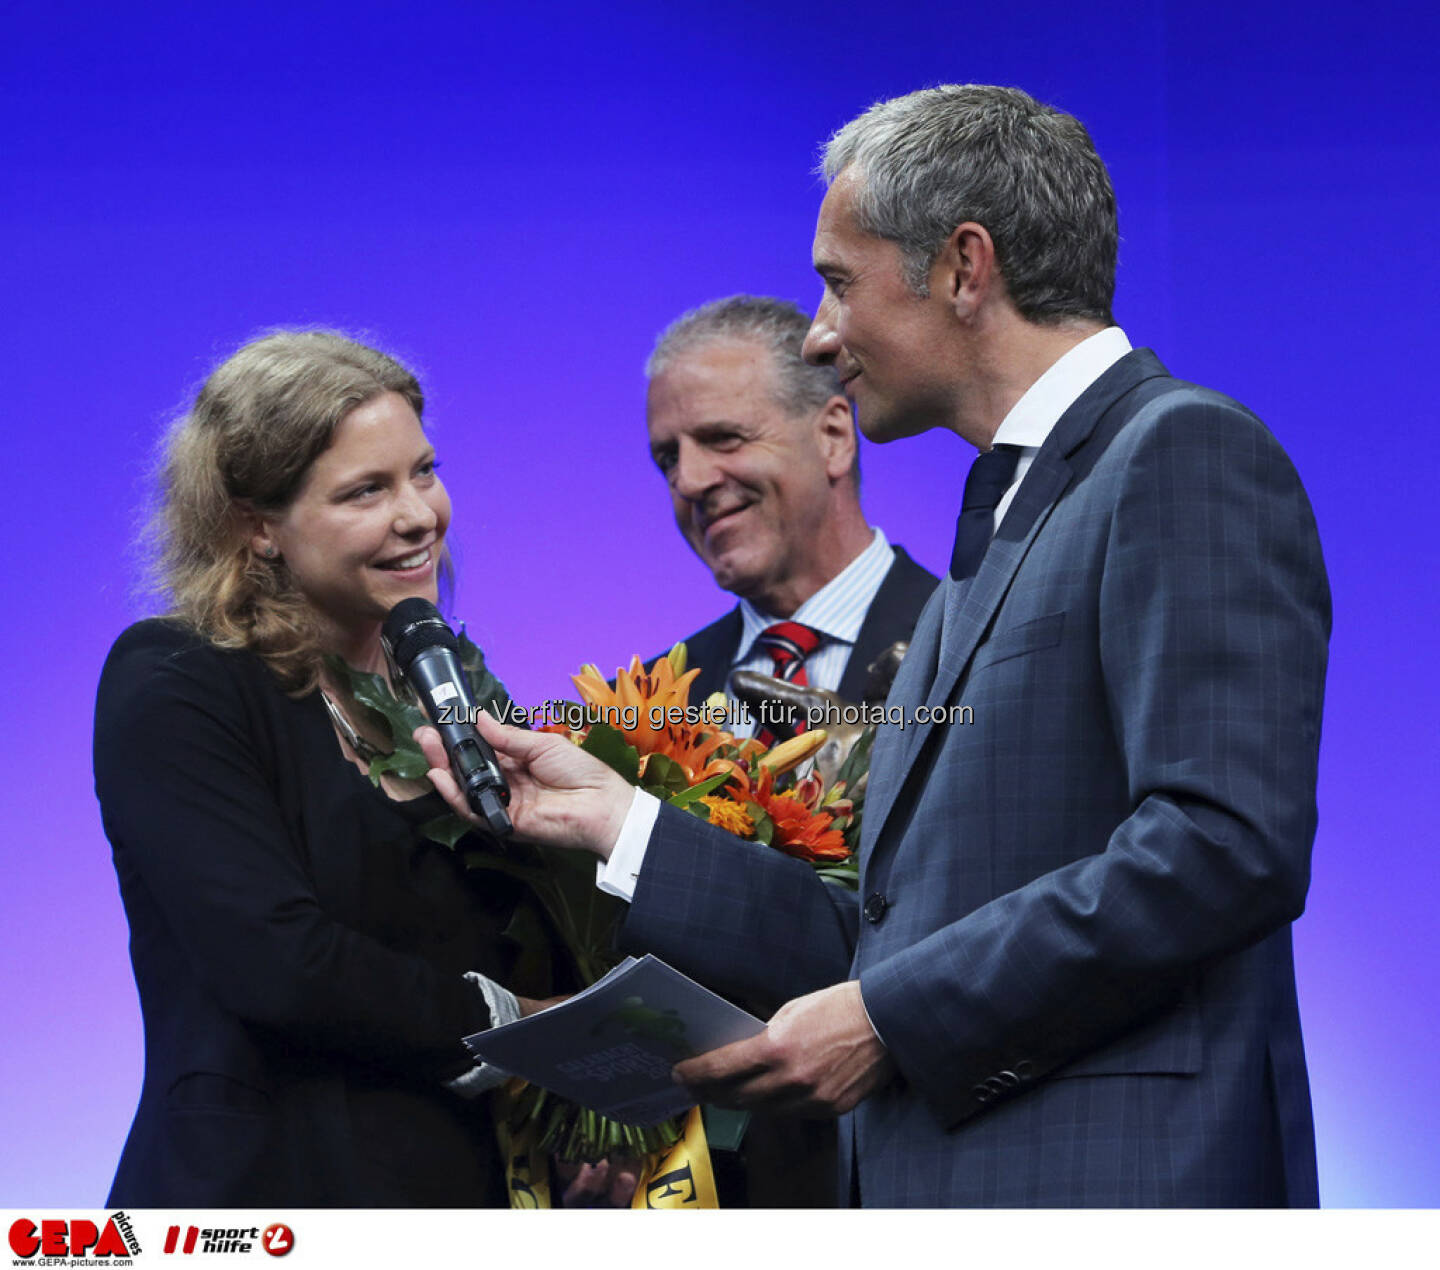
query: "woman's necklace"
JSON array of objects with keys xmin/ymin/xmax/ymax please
[
  {"xmin": 321, "ymin": 643, "xmax": 414, "ymax": 764},
  {"xmin": 320, "ymin": 690, "xmax": 388, "ymax": 763}
]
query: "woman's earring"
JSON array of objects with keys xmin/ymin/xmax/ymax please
[{"xmin": 263, "ymin": 546, "xmax": 278, "ymax": 559}]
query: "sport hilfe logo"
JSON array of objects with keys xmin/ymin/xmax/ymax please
[
  {"xmin": 161, "ymin": 1223, "xmax": 293, "ymax": 1256},
  {"xmin": 7, "ymin": 1213, "xmax": 141, "ymax": 1259}
]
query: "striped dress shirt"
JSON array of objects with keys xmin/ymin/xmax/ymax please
[{"xmin": 725, "ymin": 527, "xmax": 895, "ymax": 738}]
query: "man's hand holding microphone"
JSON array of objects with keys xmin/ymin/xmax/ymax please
[{"xmin": 411, "ymin": 673, "xmax": 895, "ymax": 1123}]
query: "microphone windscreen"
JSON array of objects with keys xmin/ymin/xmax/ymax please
[{"xmin": 382, "ymin": 598, "xmax": 459, "ymax": 671}]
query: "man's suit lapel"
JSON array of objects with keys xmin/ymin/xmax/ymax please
[
  {"xmin": 924, "ymin": 455, "xmax": 1074, "ymax": 710},
  {"xmin": 863, "ymin": 349, "xmax": 1171, "ymax": 856},
  {"xmin": 862, "ymin": 458, "xmax": 1074, "ymax": 852},
  {"xmin": 862, "ymin": 583, "xmax": 947, "ymax": 845}
]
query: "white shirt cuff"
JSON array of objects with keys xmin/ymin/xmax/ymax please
[{"xmin": 595, "ymin": 786, "xmax": 661, "ymax": 901}]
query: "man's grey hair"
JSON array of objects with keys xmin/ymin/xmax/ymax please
[
  {"xmin": 821, "ymin": 84, "xmax": 1117, "ymax": 325},
  {"xmin": 645, "ymin": 295, "xmax": 843, "ymax": 416}
]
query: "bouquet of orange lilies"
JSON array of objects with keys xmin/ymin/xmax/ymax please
[
  {"xmin": 489, "ymin": 645, "xmax": 873, "ymax": 1181},
  {"xmin": 333, "ymin": 639, "xmax": 874, "ymax": 1190},
  {"xmin": 552, "ymin": 644, "xmax": 867, "ymax": 881}
]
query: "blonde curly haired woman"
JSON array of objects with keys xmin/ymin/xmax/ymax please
[{"xmin": 96, "ymin": 330, "xmax": 543, "ymax": 1206}]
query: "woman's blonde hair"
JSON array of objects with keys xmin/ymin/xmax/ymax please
[{"xmin": 149, "ymin": 329, "xmax": 428, "ymax": 694}]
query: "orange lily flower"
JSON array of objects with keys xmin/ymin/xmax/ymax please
[
  {"xmin": 748, "ymin": 768, "xmax": 851, "ymax": 864},
  {"xmin": 572, "ymin": 653, "xmax": 748, "ymax": 786}
]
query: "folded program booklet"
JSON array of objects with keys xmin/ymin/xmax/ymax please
[{"xmin": 463, "ymin": 955, "xmax": 765, "ymax": 1125}]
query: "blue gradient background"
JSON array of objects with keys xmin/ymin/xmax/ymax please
[{"xmin": 2, "ymin": 1, "xmax": 1435, "ymax": 1207}]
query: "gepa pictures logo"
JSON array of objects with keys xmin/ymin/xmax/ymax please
[{"xmin": 7, "ymin": 1212, "xmax": 141, "ymax": 1261}]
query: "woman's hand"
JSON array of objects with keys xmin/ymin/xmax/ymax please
[
  {"xmin": 556, "ymin": 1155, "xmax": 641, "ymax": 1208},
  {"xmin": 415, "ymin": 715, "xmax": 633, "ymax": 859},
  {"xmin": 504, "ymin": 996, "xmax": 642, "ymax": 1208},
  {"xmin": 515, "ymin": 993, "xmax": 569, "ymax": 1017}
]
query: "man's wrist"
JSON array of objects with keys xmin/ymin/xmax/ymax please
[
  {"xmin": 595, "ymin": 787, "xmax": 660, "ymax": 900},
  {"xmin": 592, "ymin": 776, "xmax": 635, "ymax": 861},
  {"xmin": 854, "ymin": 974, "xmax": 889, "ymax": 1048}
]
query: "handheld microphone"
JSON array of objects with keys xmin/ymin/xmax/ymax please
[{"xmin": 382, "ymin": 598, "xmax": 513, "ymax": 839}]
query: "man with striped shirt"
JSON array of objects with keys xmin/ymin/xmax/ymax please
[
  {"xmin": 642, "ymin": 295, "xmax": 937, "ymax": 1205},
  {"xmin": 644, "ymin": 295, "xmax": 937, "ymax": 743}
]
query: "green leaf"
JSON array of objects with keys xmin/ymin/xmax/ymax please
[
  {"xmin": 835, "ymin": 724, "xmax": 876, "ymax": 791},
  {"xmin": 531, "ymin": 843, "xmax": 630, "ymax": 979},
  {"xmin": 639, "ymin": 752, "xmax": 689, "ymax": 796},
  {"xmin": 418, "ymin": 814, "xmax": 474, "ymax": 850},
  {"xmin": 343, "ymin": 662, "xmax": 431, "ymax": 741},
  {"xmin": 579, "ymin": 722, "xmax": 641, "ymax": 784},
  {"xmin": 667, "ymin": 771, "xmax": 732, "ymax": 809},
  {"xmin": 745, "ymin": 802, "xmax": 774, "ymax": 845},
  {"xmin": 458, "ymin": 630, "xmax": 513, "ymax": 716},
  {"xmin": 371, "ymin": 746, "xmax": 432, "ymax": 781},
  {"xmin": 325, "ymin": 631, "xmax": 519, "ymax": 809},
  {"xmin": 816, "ymin": 865, "xmax": 860, "ymax": 890}
]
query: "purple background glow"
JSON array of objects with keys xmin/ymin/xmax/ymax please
[{"xmin": 3, "ymin": 1, "xmax": 1436, "ymax": 1207}]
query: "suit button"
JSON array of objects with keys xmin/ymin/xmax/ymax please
[
  {"xmin": 971, "ymin": 1084, "xmax": 993, "ymax": 1104},
  {"xmin": 997, "ymin": 1069, "xmax": 1021, "ymax": 1088},
  {"xmin": 863, "ymin": 893, "xmax": 889, "ymax": 924},
  {"xmin": 1014, "ymin": 1060, "xmax": 1034, "ymax": 1081}
]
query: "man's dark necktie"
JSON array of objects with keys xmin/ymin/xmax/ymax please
[
  {"xmin": 949, "ymin": 445, "xmax": 1022, "ymax": 580},
  {"xmin": 752, "ymin": 620, "xmax": 821, "ymax": 747}
]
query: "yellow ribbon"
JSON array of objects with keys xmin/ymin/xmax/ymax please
[
  {"xmin": 631, "ymin": 1106, "xmax": 717, "ymax": 1209},
  {"xmin": 495, "ymin": 1083, "xmax": 553, "ymax": 1209}
]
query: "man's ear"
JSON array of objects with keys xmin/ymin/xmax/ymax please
[
  {"xmin": 815, "ymin": 395, "xmax": 859, "ymax": 481},
  {"xmin": 930, "ymin": 221, "xmax": 999, "ymax": 319}
]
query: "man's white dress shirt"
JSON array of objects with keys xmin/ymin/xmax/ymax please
[{"xmin": 727, "ymin": 527, "xmax": 895, "ymax": 738}]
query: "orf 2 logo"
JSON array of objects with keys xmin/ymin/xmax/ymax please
[{"xmin": 8, "ymin": 1215, "xmax": 139, "ymax": 1259}]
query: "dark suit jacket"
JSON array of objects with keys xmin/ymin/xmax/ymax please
[
  {"xmin": 656, "ymin": 543, "xmax": 935, "ymax": 1207},
  {"xmin": 94, "ymin": 621, "xmax": 521, "ymax": 1207},
  {"xmin": 619, "ymin": 350, "xmax": 1330, "ymax": 1207},
  {"xmin": 666, "ymin": 545, "xmax": 938, "ymax": 703}
]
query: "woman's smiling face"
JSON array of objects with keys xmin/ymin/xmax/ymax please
[{"xmin": 254, "ymin": 390, "xmax": 451, "ymax": 652}]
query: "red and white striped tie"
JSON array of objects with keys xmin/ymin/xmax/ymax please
[{"xmin": 753, "ymin": 621, "xmax": 821, "ymax": 746}]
